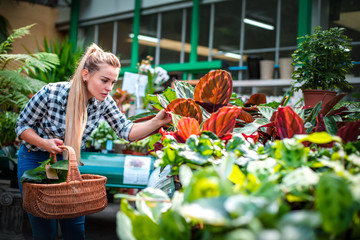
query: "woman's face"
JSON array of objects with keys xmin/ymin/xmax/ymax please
[{"xmin": 82, "ymin": 63, "xmax": 120, "ymax": 101}]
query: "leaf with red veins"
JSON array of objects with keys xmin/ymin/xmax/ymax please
[
  {"xmin": 176, "ymin": 117, "xmax": 201, "ymax": 142},
  {"xmin": 203, "ymin": 106, "xmax": 241, "ymax": 138},
  {"xmin": 194, "ymin": 70, "xmax": 233, "ymax": 113},
  {"xmin": 166, "ymin": 98, "xmax": 203, "ymax": 123},
  {"xmin": 275, "ymin": 106, "xmax": 305, "ymax": 139}
]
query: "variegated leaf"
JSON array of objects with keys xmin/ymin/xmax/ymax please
[{"xmin": 174, "ymin": 81, "xmax": 195, "ymax": 99}]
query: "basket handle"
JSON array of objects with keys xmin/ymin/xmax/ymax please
[{"xmin": 58, "ymin": 145, "xmax": 82, "ymax": 182}]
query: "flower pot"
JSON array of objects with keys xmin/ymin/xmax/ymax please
[
  {"xmin": 279, "ymin": 57, "xmax": 294, "ymax": 79},
  {"xmin": 303, "ymin": 89, "xmax": 337, "ymax": 108},
  {"xmin": 260, "ymin": 60, "xmax": 275, "ymax": 80}
]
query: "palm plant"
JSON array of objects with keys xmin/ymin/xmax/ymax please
[
  {"xmin": 0, "ymin": 24, "xmax": 59, "ymax": 111},
  {"xmin": 28, "ymin": 36, "xmax": 84, "ymax": 83}
]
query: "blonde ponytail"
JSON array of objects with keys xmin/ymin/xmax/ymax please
[{"xmin": 64, "ymin": 43, "xmax": 120, "ymax": 163}]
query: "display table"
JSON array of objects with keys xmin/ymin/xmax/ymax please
[{"xmin": 79, "ymin": 152, "xmax": 155, "ymax": 189}]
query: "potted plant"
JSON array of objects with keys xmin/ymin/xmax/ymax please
[{"xmin": 291, "ymin": 26, "xmax": 353, "ymax": 107}]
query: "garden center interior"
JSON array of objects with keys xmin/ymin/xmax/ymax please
[{"xmin": 1, "ymin": 0, "xmax": 360, "ymax": 99}]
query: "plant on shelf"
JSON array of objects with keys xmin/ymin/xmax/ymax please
[
  {"xmin": 0, "ymin": 24, "xmax": 59, "ymax": 111},
  {"xmin": 291, "ymin": 26, "xmax": 353, "ymax": 107},
  {"xmin": 137, "ymin": 56, "xmax": 170, "ymax": 109},
  {"xmin": 112, "ymin": 88, "xmax": 135, "ymax": 114},
  {"xmin": 86, "ymin": 119, "xmax": 119, "ymax": 151}
]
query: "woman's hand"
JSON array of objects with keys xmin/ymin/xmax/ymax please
[
  {"xmin": 152, "ymin": 109, "xmax": 172, "ymax": 128},
  {"xmin": 128, "ymin": 109, "xmax": 172, "ymax": 141},
  {"xmin": 41, "ymin": 139, "xmax": 64, "ymax": 155},
  {"xmin": 20, "ymin": 128, "xmax": 64, "ymax": 154}
]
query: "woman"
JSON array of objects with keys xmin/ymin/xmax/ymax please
[{"xmin": 15, "ymin": 43, "xmax": 171, "ymax": 240}]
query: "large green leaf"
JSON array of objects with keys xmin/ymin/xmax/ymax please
[
  {"xmin": 182, "ymin": 197, "xmax": 229, "ymax": 226},
  {"xmin": 136, "ymin": 187, "xmax": 172, "ymax": 223},
  {"xmin": 323, "ymin": 115, "xmax": 338, "ymax": 135},
  {"xmin": 159, "ymin": 210, "xmax": 191, "ymax": 240},
  {"xmin": 315, "ymin": 173, "xmax": 355, "ymax": 235}
]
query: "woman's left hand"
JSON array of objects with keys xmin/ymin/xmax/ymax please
[{"xmin": 153, "ymin": 109, "xmax": 172, "ymax": 127}]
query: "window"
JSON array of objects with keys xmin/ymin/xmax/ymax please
[
  {"xmin": 159, "ymin": 9, "xmax": 183, "ymax": 64},
  {"xmin": 213, "ymin": 0, "xmax": 242, "ymax": 66},
  {"xmin": 98, "ymin": 22, "xmax": 113, "ymax": 52},
  {"xmin": 329, "ymin": 0, "xmax": 360, "ymax": 77},
  {"xmin": 116, "ymin": 19, "xmax": 133, "ymax": 67},
  {"xmin": 139, "ymin": 13, "xmax": 158, "ymax": 62}
]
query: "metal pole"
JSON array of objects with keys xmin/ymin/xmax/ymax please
[
  {"xmin": 69, "ymin": 0, "xmax": 79, "ymax": 50},
  {"xmin": 190, "ymin": 0, "xmax": 200, "ymax": 63},
  {"xmin": 131, "ymin": 0, "xmax": 142, "ymax": 68}
]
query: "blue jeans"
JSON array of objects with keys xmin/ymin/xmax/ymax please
[{"xmin": 17, "ymin": 145, "xmax": 85, "ymax": 240}]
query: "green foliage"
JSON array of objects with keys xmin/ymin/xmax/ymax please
[
  {"xmin": 0, "ymin": 24, "xmax": 59, "ymax": 111},
  {"xmin": 19, "ymin": 157, "xmax": 69, "ymax": 184},
  {"xmin": 315, "ymin": 173, "xmax": 355, "ymax": 235},
  {"xmin": 292, "ymin": 27, "xmax": 353, "ymax": 91},
  {"xmin": 27, "ymin": 37, "xmax": 84, "ymax": 83},
  {"xmin": 87, "ymin": 119, "xmax": 119, "ymax": 149},
  {"xmin": 118, "ymin": 131, "xmax": 360, "ymax": 239},
  {"xmin": 0, "ymin": 111, "xmax": 18, "ymax": 146}
]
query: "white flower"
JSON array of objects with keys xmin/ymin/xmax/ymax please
[
  {"xmin": 154, "ymin": 66, "xmax": 170, "ymax": 84},
  {"xmin": 139, "ymin": 64, "xmax": 153, "ymax": 74}
]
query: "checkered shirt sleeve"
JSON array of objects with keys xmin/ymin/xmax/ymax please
[
  {"xmin": 15, "ymin": 85, "xmax": 49, "ymax": 139},
  {"xmin": 102, "ymin": 97, "xmax": 133, "ymax": 141}
]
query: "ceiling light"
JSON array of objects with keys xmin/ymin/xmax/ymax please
[
  {"xmin": 244, "ymin": 18, "xmax": 274, "ymax": 30},
  {"xmin": 224, "ymin": 52, "xmax": 241, "ymax": 59},
  {"xmin": 129, "ymin": 34, "xmax": 159, "ymax": 43}
]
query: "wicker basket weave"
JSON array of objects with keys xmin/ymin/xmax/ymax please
[{"xmin": 22, "ymin": 145, "xmax": 107, "ymax": 219}]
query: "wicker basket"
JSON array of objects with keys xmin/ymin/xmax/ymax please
[{"xmin": 22, "ymin": 146, "xmax": 108, "ymax": 219}]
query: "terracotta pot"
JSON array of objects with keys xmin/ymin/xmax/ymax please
[{"xmin": 303, "ymin": 89, "xmax": 337, "ymax": 108}]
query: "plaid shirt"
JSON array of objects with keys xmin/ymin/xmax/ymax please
[{"xmin": 16, "ymin": 82, "xmax": 133, "ymax": 152}]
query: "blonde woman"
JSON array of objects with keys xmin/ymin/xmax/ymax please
[{"xmin": 15, "ymin": 43, "xmax": 171, "ymax": 240}]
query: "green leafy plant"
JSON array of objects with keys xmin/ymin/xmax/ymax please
[
  {"xmin": 19, "ymin": 157, "xmax": 69, "ymax": 184},
  {"xmin": 117, "ymin": 132, "xmax": 360, "ymax": 239},
  {"xmin": 87, "ymin": 119, "xmax": 119, "ymax": 150},
  {"xmin": 0, "ymin": 24, "xmax": 59, "ymax": 111},
  {"xmin": 27, "ymin": 36, "xmax": 84, "ymax": 83},
  {"xmin": 291, "ymin": 27, "xmax": 353, "ymax": 91},
  {"xmin": 0, "ymin": 111, "xmax": 18, "ymax": 147}
]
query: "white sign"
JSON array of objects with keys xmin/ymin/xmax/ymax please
[
  {"xmin": 123, "ymin": 155, "xmax": 152, "ymax": 185},
  {"xmin": 122, "ymin": 72, "xmax": 148, "ymax": 97}
]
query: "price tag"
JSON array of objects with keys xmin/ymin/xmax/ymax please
[{"xmin": 123, "ymin": 156, "xmax": 151, "ymax": 185}]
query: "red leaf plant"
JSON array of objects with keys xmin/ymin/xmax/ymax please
[
  {"xmin": 166, "ymin": 98, "xmax": 203, "ymax": 123},
  {"xmin": 274, "ymin": 106, "xmax": 305, "ymax": 139},
  {"xmin": 194, "ymin": 70, "xmax": 233, "ymax": 113},
  {"xmin": 337, "ymin": 121, "xmax": 360, "ymax": 143},
  {"xmin": 244, "ymin": 93, "xmax": 267, "ymax": 107},
  {"xmin": 160, "ymin": 117, "xmax": 201, "ymax": 143},
  {"xmin": 203, "ymin": 106, "xmax": 241, "ymax": 138},
  {"xmin": 160, "ymin": 106, "xmax": 242, "ymax": 143}
]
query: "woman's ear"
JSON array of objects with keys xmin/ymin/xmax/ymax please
[{"xmin": 81, "ymin": 69, "xmax": 89, "ymax": 82}]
